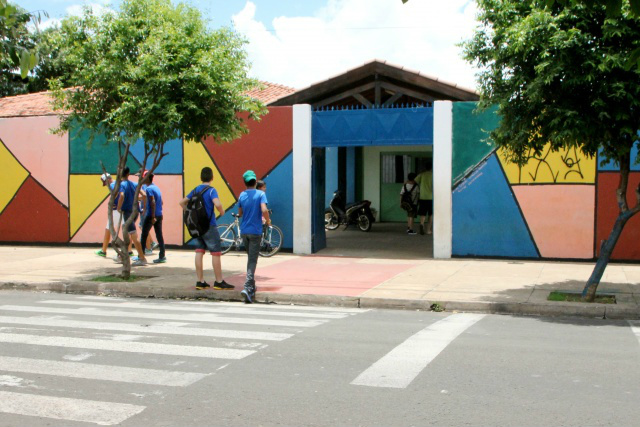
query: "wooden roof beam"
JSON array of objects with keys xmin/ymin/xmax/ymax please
[
  {"xmin": 379, "ymin": 82, "xmax": 436, "ymax": 104},
  {"xmin": 313, "ymin": 82, "xmax": 376, "ymax": 107}
]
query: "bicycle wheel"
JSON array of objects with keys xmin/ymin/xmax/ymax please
[
  {"xmin": 217, "ymin": 224, "xmax": 237, "ymax": 254},
  {"xmin": 259, "ymin": 225, "xmax": 283, "ymax": 257}
]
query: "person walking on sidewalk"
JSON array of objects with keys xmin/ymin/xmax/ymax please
[
  {"xmin": 237, "ymin": 170, "xmax": 270, "ymax": 304},
  {"xmin": 400, "ymin": 172, "xmax": 419, "ymax": 235},
  {"xmin": 136, "ymin": 170, "xmax": 157, "ymax": 256},
  {"xmin": 116, "ymin": 167, "xmax": 147, "ymax": 266},
  {"xmin": 179, "ymin": 167, "xmax": 233, "ymax": 291},
  {"xmin": 140, "ymin": 172, "xmax": 166, "ymax": 264},
  {"xmin": 415, "ymin": 159, "xmax": 434, "ymax": 235},
  {"xmin": 96, "ymin": 173, "xmax": 121, "ymax": 257}
]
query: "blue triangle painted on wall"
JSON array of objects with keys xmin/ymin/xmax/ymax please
[{"xmin": 453, "ymin": 154, "xmax": 539, "ymax": 258}]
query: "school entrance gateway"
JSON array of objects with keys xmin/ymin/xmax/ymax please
[{"xmin": 271, "ymin": 60, "xmax": 478, "ymax": 258}]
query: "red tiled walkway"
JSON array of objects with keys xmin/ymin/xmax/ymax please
[{"xmin": 227, "ymin": 256, "xmax": 421, "ymax": 296}]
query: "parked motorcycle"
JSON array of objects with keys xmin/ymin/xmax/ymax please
[{"xmin": 325, "ymin": 190, "xmax": 375, "ymax": 232}]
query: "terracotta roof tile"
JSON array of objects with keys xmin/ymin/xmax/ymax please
[
  {"xmin": 0, "ymin": 91, "xmax": 59, "ymax": 118},
  {"xmin": 245, "ymin": 81, "xmax": 296, "ymax": 104},
  {"xmin": 0, "ymin": 81, "xmax": 297, "ymax": 118}
]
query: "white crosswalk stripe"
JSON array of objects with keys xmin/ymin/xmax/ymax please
[
  {"xmin": 75, "ymin": 295, "xmax": 367, "ymax": 314},
  {"xmin": 628, "ymin": 321, "xmax": 640, "ymax": 344},
  {"xmin": 351, "ymin": 313, "xmax": 485, "ymax": 389},
  {"xmin": 0, "ymin": 315, "xmax": 293, "ymax": 341},
  {"xmin": 0, "ymin": 305, "xmax": 326, "ymax": 327},
  {"xmin": 0, "ymin": 332, "xmax": 255, "ymax": 359},
  {"xmin": 0, "ymin": 356, "xmax": 207, "ymax": 386},
  {"xmin": 0, "ymin": 298, "xmax": 359, "ymax": 425},
  {"xmin": 40, "ymin": 299, "xmax": 350, "ymax": 319},
  {"xmin": 0, "ymin": 391, "xmax": 146, "ymax": 426}
]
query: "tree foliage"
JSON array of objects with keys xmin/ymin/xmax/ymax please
[
  {"xmin": 49, "ymin": 0, "xmax": 266, "ymax": 277},
  {"xmin": 464, "ymin": 1, "xmax": 640, "ymax": 166},
  {"xmin": 0, "ymin": 0, "xmax": 46, "ymax": 95},
  {"xmin": 463, "ymin": 0, "xmax": 640, "ymax": 300}
]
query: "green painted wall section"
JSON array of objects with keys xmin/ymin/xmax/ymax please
[
  {"xmin": 452, "ymin": 102, "xmax": 500, "ymax": 185},
  {"xmin": 380, "ymin": 182, "xmax": 407, "ymax": 222},
  {"xmin": 70, "ymin": 123, "xmax": 141, "ymax": 174}
]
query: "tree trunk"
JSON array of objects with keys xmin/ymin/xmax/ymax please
[
  {"xmin": 582, "ymin": 153, "xmax": 639, "ymax": 302},
  {"xmin": 582, "ymin": 214, "xmax": 630, "ymax": 301}
]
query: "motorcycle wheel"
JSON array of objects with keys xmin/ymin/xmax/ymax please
[
  {"xmin": 325, "ymin": 212, "xmax": 340, "ymax": 230},
  {"xmin": 357, "ymin": 214, "xmax": 372, "ymax": 232}
]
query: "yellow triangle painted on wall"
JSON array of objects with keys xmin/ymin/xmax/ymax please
[
  {"xmin": 69, "ymin": 174, "xmax": 109, "ymax": 238},
  {"xmin": 0, "ymin": 139, "xmax": 29, "ymax": 215},
  {"xmin": 183, "ymin": 139, "xmax": 236, "ymax": 243},
  {"xmin": 497, "ymin": 145, "xmax": 596, "ymax": 185}
]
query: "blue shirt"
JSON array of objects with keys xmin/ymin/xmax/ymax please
[
  {"xmin": 119, "ymin": 179, "xmax": 137, "ymax": 212},
  {"xmin": 145, "ymin": 184, "xmax": 163, "ymax": 217},
  {"xmin": 138, "ymin": 184, "xmax": 148, "ymax": 214},
  {"xmin": 187, "ymin": 184, "xmax": 219, "ymax": 226},
  {"xmin": 238, "ymin": 189, "xmax": 267, "ymax": 235},
  {"xmin": 108, "ymin": 182, "xmax": 120, "ymax": 209}
]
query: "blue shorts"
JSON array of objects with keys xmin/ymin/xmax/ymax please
[
  {"xmin": 121, "ymin": 210, "xmax": 137, "ymax": 234},
  {"xmin": 194, "ymin": 226, "xmax": 222, "ymax": 255}
]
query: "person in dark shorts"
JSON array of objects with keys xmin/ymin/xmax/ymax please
[
  {"xmin": 140, "ymin": 172, "xmax": 166, "ymax": 264},
  {"xmin": 115, "ymin": 167, "xmax": 146, "ymax": 265},
  {"xmin": 238, "ymin": 170, "xmax": 270, "ymax": 304},
  {"xmin": 179, "ymin": 167, "xmax": 233, "ymax": 290},
  {"xmin": 415, "ymin": 160, "xmax": 433, "ymax": 235}
]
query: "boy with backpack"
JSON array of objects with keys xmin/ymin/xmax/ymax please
[
  {"xmin": 400, "ymin": 172, "xmax": 420, "ymax": 235},
  {"xmin": 179, "ymin": 167, "xmax": 233, "ymax": 290}
]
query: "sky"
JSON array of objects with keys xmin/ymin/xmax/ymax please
[{"xmin": 20, "ymin": 0, "xmax": 480, "ymax": 90}]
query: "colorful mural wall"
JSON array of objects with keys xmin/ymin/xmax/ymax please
[
  {"xmin": 451, "ymin": 101, "xmax": 640, "ymax": 261},
  {"xmin": 0, "ymin": 107, "xmax": 294, "ymax": 249}
]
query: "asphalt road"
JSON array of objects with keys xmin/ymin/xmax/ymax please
[{"xmin": 0, "ymin": 291, "xmax": 638, "ymax": 427}]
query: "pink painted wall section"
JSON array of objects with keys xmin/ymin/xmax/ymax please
[
  {"xmin": 71, "ymin": 197, "xmax": 110, "ymax": 244},
  {"xmin": 150, "ymin": 175, "xmax": 183, "ymax": 245},
  {"xmin": 71, "ymin": 175, "xmax": 184, "ymax": 245},
  {"xmin": 513, "ymin": 185, "xmax": 595, "ymax": 259},
  {"xmin": 0, "ymin": 116, "xmax": 69, "ymax": 206}
]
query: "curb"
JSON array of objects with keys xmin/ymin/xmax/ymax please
[{"xmin": 1, "ymin": 281, "xmax": 638, "ymax": 320}]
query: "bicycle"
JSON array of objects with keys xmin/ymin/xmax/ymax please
[{"xmin": 217, "ymin": 213, "xmax": 283, "ymax": 257}]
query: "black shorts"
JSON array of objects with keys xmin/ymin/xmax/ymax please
[
  {"xmin": 418, "ymin": 200, "xmax": 433, "ymax": 216},
  {"xmin": 121, "ymin": 210, "xmax": 137, "ymax": 234}
]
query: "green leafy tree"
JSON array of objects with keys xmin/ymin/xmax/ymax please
[
  {"xmin": 50, "ymin": 0, "xmax": 265, "ymax": 278},
  {"xmin": 463, "ymin": 0, "xmax": 640, "ymax": 301},
  {"xmin": 0, "ymin": 0, "xmax": 47, "ymax": 96},
  {"xmin": 26, "ymin": 26, "xmax": 74, "ymax": 93}
]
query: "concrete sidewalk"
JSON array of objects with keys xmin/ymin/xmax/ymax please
[{"xmin": 0, "ymin": 245, "xmax": 639, "ymax": 319}]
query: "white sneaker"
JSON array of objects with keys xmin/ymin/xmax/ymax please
[{"xmin": 132, "ymin": 259, "xmax": 147, "ymax": 267}]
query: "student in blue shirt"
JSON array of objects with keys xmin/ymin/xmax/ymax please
[
  {"xmin": 116, "ymin": 167, "xmax": 146, "ymax": 265},
  {"xmin": 140, "ymin": 173, "xmax": 166, "ymax": 264},
  {"xmin": 237, "ymin": 170, "xmax": 270, "ymax": 304},
  {"xmin": 179, "ymin": 167, "xmax": 233, "ymax": 290}
]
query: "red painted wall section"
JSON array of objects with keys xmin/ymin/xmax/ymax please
[
  {"xmin": 203, "ymin": 107, "xmax": 293, "ymax": 196},
  {"xmin": 596, "ymin": 172, "xmax": 640, "ymax": 260},
  {"xmin": 0, "ymin": 176, "xmax": 69, "ymax": 242}
]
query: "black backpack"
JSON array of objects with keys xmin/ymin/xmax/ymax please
[
  {"xmin": 400, "ymin": 183, "xmax": 417, "ymax": 212},
  {"xmin": 184, "ymin": 187, "xmax": 211, "ymax": 238}
]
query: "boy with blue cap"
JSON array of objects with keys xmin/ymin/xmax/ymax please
[{"xmin": 237, "ymin": 170, "xmax": 270, "ymax": 303}]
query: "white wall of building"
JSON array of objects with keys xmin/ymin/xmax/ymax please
[
  {"xmin": 292, "ymin": 104, "xmax": 313, "ymax": 255},
  {"xmin": 433, "ymin": 101, "xmax": 453, "ymax": 259}
]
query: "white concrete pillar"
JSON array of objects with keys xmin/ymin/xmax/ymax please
[
  {"xmin": 433, "ymin": 101, "xmax": 453, "ymax": 259},
  {"xmin": 293, "ymin": 104, "xmax": 313, "ymax": 255}
]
